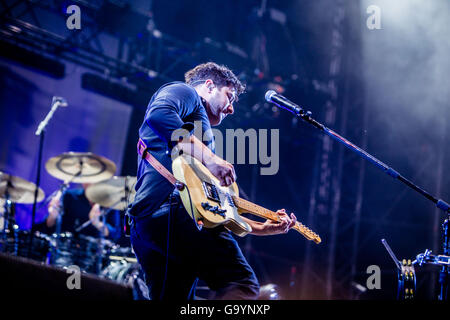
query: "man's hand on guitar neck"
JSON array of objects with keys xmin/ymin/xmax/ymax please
[
  {"xmin": 242, "ymin": 209, "xmax": 297, "ymax": 236},
  {"xmin": 176, "ymin": 135, "xmax": 236, "ymax": 187}
]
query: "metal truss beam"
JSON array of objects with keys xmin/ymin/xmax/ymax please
[{"xmin": 0, "ymin": 1, "xmax": 208, "ymax": 87}]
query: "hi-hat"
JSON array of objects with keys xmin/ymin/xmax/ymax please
[
  {"xmin": 45, "ymin": 152, "xmax": 116, "ymax": 184},
  {"xmin": 85, "ymin": 176, "xmax": 136, "ymax": 210},
  {"xmin": 0, "ymin": 171, "xmax": 45, "ymax": 203}
]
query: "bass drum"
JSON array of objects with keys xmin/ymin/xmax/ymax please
[{"xmin": 101, "ymin": 258, "xmax": 149, "ymax": 300}]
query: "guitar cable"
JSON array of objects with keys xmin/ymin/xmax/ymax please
[{"xmin": 184, "ymin": 184, "xmax": 203, "ymax": 232}]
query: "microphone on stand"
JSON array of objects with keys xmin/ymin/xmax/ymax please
[
  {"xmin": 264, "ymin": 90, "xmax": 304, "ymax": 116},
  {"xmin": 53, "ymin": 96, "xmax": 68, "ymax": 107},
  {"xmin": 31, "ymin": 96, "xmax": 68, "ymax": 235},
  {"xmin": 35, "ymin": 96, "xmax": 68, "ymax": 136}
]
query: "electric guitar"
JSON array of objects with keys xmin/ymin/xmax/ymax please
[{"xmin": 172, "ymin": 153, "xmax": 321, "ymax": 244}]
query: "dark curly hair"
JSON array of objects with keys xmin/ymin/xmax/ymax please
[{"xmin": 184, "ymin": 62, "xmax": 245, "ymax": 96}]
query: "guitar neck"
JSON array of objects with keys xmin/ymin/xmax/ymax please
[
  {"xmin": 232, "ymin": 196, "xmax": 280, "ymax": 222},
  {"xmin": 231, "ymin": 196, "xmax": 321, "ymax": 243}
]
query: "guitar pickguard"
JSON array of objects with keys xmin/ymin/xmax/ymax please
[{"xmin": 172, "ymin": 154, "xmax": 252, "ymax": 236}]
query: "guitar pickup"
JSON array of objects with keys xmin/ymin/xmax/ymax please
[
  {"xmin": 202, "ymin": 182, "xmax": 220, "ymax": 202},
  {"xmin": 201, "ymin": 202, "xmax": 226, "ymax": 218}
]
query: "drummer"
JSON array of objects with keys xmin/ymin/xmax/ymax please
[{"xmin": 38, "ymin": 183, "xmax": 122, "ymax": 240}]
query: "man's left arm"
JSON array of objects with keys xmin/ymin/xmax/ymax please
[{"xmin": 241, "ymin": 209, "xmax": 297, "ymax": 236}]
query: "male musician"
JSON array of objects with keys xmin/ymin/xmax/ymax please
[{"xmin": 127, "ymin": 62, "xmax": 297, "ymax": 300}]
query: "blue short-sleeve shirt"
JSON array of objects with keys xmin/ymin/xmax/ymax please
[{"xmin": 128, "ymin": 81, "xmax": 214, "ymax": 218}]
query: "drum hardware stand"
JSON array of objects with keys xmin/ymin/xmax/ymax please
[
  {"xmin": 75, "ymin": 203, "xmax": 118, "ymax": 275},
  {"xmin": 75, "ymin": 205, "xmax": 112, "ymax": 274},
  {"xmin": 414, "ymin": 218, "xmax": 450, "ymax": 300},
  {"xmin": 50, "ymin": 182, "xmax": 69, "ymax": 264},
  {"xmin": 440, "ymin": 217, "xmax": 449, "ymax": 300},
  {"xmin": 1, "ymin": 187, "xmax": 14, "ymax": 231},
  {"xmin": 381, "ymin": 239, "xmax": 416, "ymax": 299},
  {"xmin": 266, "ymin": 92, "xmax": 450, "ymax": 300},
  {"xmin": 89, "ymin": 177, "xmax": 134, "ymax": 274},
  {"xmin": 416, "ymin": 249, "xmax": 450, "ymax": 267},
  {"xmin": 50, "ymin": 173, "xmax": 79, "ymax": 264},
  {"xmin": 1, "ymin": 178, "xmax": 21, "ymax": 254},
  {"xmin": 54, "ymin": 182, "xmax": 70, "ymax": 236},
  {"xmin": 96, "ymin": 214, "xmax": 107, "ymax": 275},
  {"xmin": 1, "ymin": 193, "xmax": 17, "ymax": 253},
  {"xmin": 123, "ymin": 176, "xmax": 133, "ymax": 237}
]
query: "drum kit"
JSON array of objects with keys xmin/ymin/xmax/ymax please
[{"xmin": 0, "ymin": 152, "xmax": 146, "ymax": 295}]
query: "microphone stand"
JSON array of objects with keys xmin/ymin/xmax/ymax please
[
  {"xmin": 440, "ymin": 218, "xmax": 449, "ymax": 300},
  {"xmin": 31, "ymin": 97, "xmax": 67, "ymax": 235},
  {"xmin": 268, "ymin": 97, "xmax": 450, "ymax": 300},
  {"xmin": 30, "ymin": 96, "xmax": 67, "ymax": 259}
]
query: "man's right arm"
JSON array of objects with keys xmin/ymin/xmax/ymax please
[{"xmin": 176, "ymin": 135, "xmax": 236, "ymax": 187}]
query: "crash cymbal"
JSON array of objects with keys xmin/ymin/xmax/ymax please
[
  {"xmin": 85, "ymin": 176, "xmax": 136, "ymax": 210},
  {"xmin": 0, "ymin": 172, "xmax": 45, "ymax": 203},
  {"xmin": 45, "ymin": 152, "xmax": 116, "ymax": 184}
]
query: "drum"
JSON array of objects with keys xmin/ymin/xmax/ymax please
[
  {"xmin": 101, "ymin": 247, "xmax": 149, "ymax": 300},
  {"xmin": 50, "ymin": 232, "xmax": 114, "ymax": 274},
  {"xmin": 0, "ymin": 229, "xmax": 51, "ymax": 263},
  {"xmin": 108, "ymin": 246, "xmax": 136, "ymax": 261}
]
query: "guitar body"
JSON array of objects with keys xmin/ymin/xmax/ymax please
[
  {"xmin": 172, "ymin": 154, "xmax": 252, "ymax": 237},
  {"xmin": 172, "ymin": 153, "xmax": 321, "ymax": 243}
]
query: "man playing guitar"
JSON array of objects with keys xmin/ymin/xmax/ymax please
[{"xmin": 127, "ymin": 62, "xmax": 297, "ymax": 300}]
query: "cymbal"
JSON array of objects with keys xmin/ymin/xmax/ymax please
[
  {"xmin": 0, "ymin": 172, "xmax": 45, "ymax": 203},
  {"xmin": 85, "ymin": 176, "xmax": 136, "ymax": 211},
  {"xmin": 45, "ymin": 152, "xmax": 116, "ymax": 184}
]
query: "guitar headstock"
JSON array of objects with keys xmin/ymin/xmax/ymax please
[{"xmin": 294, "ymin": 222, "xmax": 321, "ymax": 244}]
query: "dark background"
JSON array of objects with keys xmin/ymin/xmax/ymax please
[{"xmin": 0, "ymin": 0, "xmax": 449, "ymax": 299}]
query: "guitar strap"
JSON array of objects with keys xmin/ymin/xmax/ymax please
[
  {"xmin": 137, "ymin": 138, "xmax": 199, "ymax": 230},
  {"xmin": 137, "ymin": 138, "xmax": 178, "ymax": 186}
]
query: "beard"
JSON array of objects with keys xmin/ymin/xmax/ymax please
[{"xmin": 207, "ymin": 96, "xmax": 224, "ymax": 126}]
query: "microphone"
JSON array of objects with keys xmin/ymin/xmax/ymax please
[
  {"xmin": 53, "ymin": 96, "xmax": 68, "ymax": 107},
  {"xmin": 35, "ymin": 96, "xmax": 68, "ymax": 135},
  {"xmin": 265, "ymin": 90, "xmax": 303, "ymax": 115}
]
